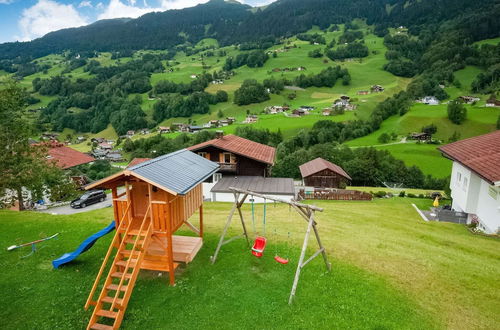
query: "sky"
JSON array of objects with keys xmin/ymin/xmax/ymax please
[{"xmin": 0, "ymin": 0, "xmax": 276, "ymax": 43}]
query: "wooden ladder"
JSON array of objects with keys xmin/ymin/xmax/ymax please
[{"xmin": 86, "ymin": 206, "xmax": 153, "ymax": 330}]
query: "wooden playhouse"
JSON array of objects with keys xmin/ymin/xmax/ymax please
[{"xmin": 83, "ymin": 149, "xmax": 219, "ymax": 330}]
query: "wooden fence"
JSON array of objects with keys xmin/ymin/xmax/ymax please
[{"xmin": 298, "ymin": 188, "xmax": 372, "ymax": 201}]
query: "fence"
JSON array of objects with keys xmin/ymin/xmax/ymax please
[{"xmin": 298, "ymin": 188, "xmax": 372, "ymax": 201}]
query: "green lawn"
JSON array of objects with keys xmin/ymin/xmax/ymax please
[{"xmin": 1, "ymin": 198, "xmax": 499, "ymax": 329}]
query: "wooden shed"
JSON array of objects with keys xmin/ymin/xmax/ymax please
[
  {"xmin": 84, "ymin": 149, "xmax": 219, "ymax": 330},
  {"xmin": 299, "ymin": 158, "xmax": 351, "ymax": 188}
]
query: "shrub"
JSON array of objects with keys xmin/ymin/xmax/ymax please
[
  {"xmin": 407, "ymin": 193, "xmax": 416, "ymax": 198},
  {"xmin": 374, "ymin": 191, "xmax": 387, "ymax": 198},
  {"xmin": 418, "ymin": 194, "xmax": 425, "ymax": 198},
  {"xmin": 399, "ymin": 191, "xmax": 406, "ymax": 197}
]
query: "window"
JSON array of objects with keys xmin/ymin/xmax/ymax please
[
  {"xmin": 456, "ymin": 172, "xmax": 462, "ymax": 186},
  {"xmin": 214, "ymin": 173, "xmax": 222, "ymax": 183},
  {"xmin": 463, "ymin": 177, "xmax": 468, "ymax": 191},
  {"xmin": 223, "ymin": 152, "xmax": 232, "ymax": 163},
  {"xmin": 198, "ymin": 152, "xmax": 207, "ymax": 158},
  {"xmin": 489, "ymin": 186, "xmax": 498, "ymax": 200}
]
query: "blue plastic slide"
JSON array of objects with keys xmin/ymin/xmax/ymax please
[{"xmin": 52, "ymin": 221, "xmax": 116, "ymax": 269}]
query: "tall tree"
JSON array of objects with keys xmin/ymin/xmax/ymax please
[
  {"xmin": 0, "ymin": 83, "xmax": 75, "ymax": 210},
  {"xmin": 447, "ymin": 100, "xmax": 467, "ymax": 125}
]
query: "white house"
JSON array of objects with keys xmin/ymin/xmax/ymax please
[
  {"xmin": 418, "ymin": 96, "xmax": 439, "ymax": 105},
  {"xmin": 439, "ymin": 131, "xmax": 500, "ymax": 234}
]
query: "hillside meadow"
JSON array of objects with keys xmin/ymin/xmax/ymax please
[{"xmin": 1, "ymin": 198, "xmax": 499, "ymax": 329}]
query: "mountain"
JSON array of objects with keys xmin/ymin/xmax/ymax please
[{"xmin": 1, "ymin": 0, "xmax": 499, "ymax": 60}]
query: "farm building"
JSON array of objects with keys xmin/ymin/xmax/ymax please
[
  {"xmin": 439, "ymin": 131, "xmax": 500, "ymax": 234},
  {"xmin": 84, "ymin": 149, "xmax": 219, "ymax": 329},
  {"xmin": 46, "ymin": 143, "xmax": 95, "ymax": 169},
  {"xmin": 187, "ymin": 133, "xmax": 276, "ymax": 198},
  {"xmin": 299, "ymin": 158, "xmax": 351, "ymax": 188},
  {"xmin": 210, "ymin": 176, "xmax": 295, "ymax": 203}
]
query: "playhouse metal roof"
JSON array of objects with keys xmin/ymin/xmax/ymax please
[
  {"xmin": 87, "ymin": 149, "xmax": 219, "ymax": 195},
  {"xmin": 127, "ymin": 149, "xmax": 219, "ymax": 195}
]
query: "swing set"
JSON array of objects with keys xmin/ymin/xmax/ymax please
[{"xmin": 211, "ymin": 187, "xmax": 331, "ymax": 304}]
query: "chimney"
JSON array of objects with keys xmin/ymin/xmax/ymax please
[{"xmin": 215, "ymin": 130, "xmax": 224, "ymax": 139}]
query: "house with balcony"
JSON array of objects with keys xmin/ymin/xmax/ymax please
[
  {"xmin": 187, "ymin": 132, "xmax": 277, "ymax": 199},
  {"xmin": 438, "ymin": 131, "xmax": 500, "ymax": 234}
]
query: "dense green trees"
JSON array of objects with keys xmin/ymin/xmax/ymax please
[
  {"xmin": 297, "ymin": 33, "xmax": 326, "ymax": 44},
  {"xmin": 223, "ymin": 50, "xmax": 269, "ymax": 70},
  {"xmin": 325, "ymin": 42, "xmax": 369, "ymax": 60},
  {"xmin": 0, "ymin": 83, "xmax": 76, "ymax": 209},
  {"xmin": 233, "ymin": 79, "xmax": 270, "ymax": 105},
  {"xmin": 447, "ymin": 100, "xmax": 467, "ymax": 124}
]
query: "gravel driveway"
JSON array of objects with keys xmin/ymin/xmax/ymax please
[{"xmin": 38, "ymin": 193, "xmax": 113, "ymax": 215}]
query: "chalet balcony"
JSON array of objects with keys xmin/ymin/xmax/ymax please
[{"xmin": 218, "ymin": 162, "xmax": 237, "ymax": 172}]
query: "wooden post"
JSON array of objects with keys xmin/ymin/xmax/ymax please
[
  {"xmin": 288, "ymin": 212, "xmax": 314, "ymax": 304},
  {"xmin": 234, "ymin": 192, "xmax": 250, "ymax": 247},
  {"xmin": 166, "ymin": 201, "xmax": 175, "ymax": 286},
  {"xmin": 199, "ymin": 204, "xmax": 203, "ymax": 238},
  {"xmin": 210, "ymin": 193, "xmax": 239, "ymax": 264},
  {"xmin": 125, "ymin": 181, "xmax": 133, "ymax": 226},
  {"xmin": 311, "ymin": 216, "xmax": 331, "ymax": 272}
]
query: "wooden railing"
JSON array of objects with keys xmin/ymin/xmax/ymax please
[
  {"xmin": 84, "ymin": 201, "xmax": 131, "ymax": 310},
  {"xmin": 298, "ymin": 188, "xmax": 372, "ymax": 201}
]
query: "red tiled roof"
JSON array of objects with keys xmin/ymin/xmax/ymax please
[
  {"xmin": 299, "ymin": 157, "xmax": 352, "ymax": 180},
  {"xmin": 48, "ymin": 146, "xmax": 95, "ymax": 169},
  {"xmin": 187, "ymin": 134, "xmax": 276, "ymax": 165},
  {"xmin": 438, "ymin": 131, "xmax": 500, "ymax": 184},
  {"xmin": 127, "ymin": 158, "xmax": 151, "ymax": 168}
]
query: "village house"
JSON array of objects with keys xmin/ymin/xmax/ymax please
[
  {"xmin": 127, "ymin": 130, "xmax": 135, "ymax": 137},
  {"xmin": 409, "ymin": 132, "xmax": 432, "ymax": 142},
  {"xmin": 292, "ymin": 108, "xmax": 308, "ymax": 116},
  {"xmin": 41, "ymin": 132, "xmax": 59, "ymax": 141},
  {"xmin": 485, "ymin": 95, "xmax": 500, "ymax": 107},
  {"xmin": 333, "ymin": 96, "xmax": 357, "ymax": 111},
  {"xmin": 98, "ymin": 142, "xmax": 113, "ymax": 151},
  {"xmin": 187, "ymin": 132, "xmax": 280, "ymax": 200},
  {"xmin": 243, "ymin": 115, "xmax": 258, "ymax": 124},
  {"xmin": 211, "ymin": 79, "xmax": 224, "ymax": 84},
  {"xmin": 91, "ymin": 137, "xmax": 106, "ymax": 144},
  {"xmin": 266, "ymin": 105, "xmax": 286, "ymax": 114},
  {"xmin": 140, "ymin": 129, "xmax": 150, "ymax": 135},
  {"xmin": 189, "ymin": 126, "xmax": 204, "ymax": 133},
  {"xmin": 371, "ymin": 85, "xmax": 384, "ymax": 93},
  {"xmin": 417, "ymin": 96, "xmax": 439, "ymax": 105},
  {"xmin": 226, "ymin": 117, "xmax": 236, "ymax": 124},
  {"xmin": 438, "ymin": 131, "xmax": 500, "ymax": 234},
  {"xmin": 459, "ymin": 96, "xmax": 480, "ymax": 104},
  {"xmin": 322, "ymin": 108, "xmax": 332, "ymax": 116},
  {"xmin": 158, "ymin": 126, "xmax": 170, "ymax": 134},
  {"xmin": 299, "ymin": 158, "xmax": 352, "ymax": 189},
  {"xmin": 357, "ymin": 90, "xmax": 369, "ymax": 95},
  {"xmin": 190, "ymin": 74, "xmax": 198, "ymax": 79}
]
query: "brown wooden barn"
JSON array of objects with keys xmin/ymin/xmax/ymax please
[
  {"xmin": 187, "ymin": 132, "xmax": 276, "ymax": 177},
  {"xmin": 83, "ymin": 149, "xmax": 219, "ymax": 329},
  {"xmin": 299, "ymin": 158, "xmax": 351, "ymax": 188}
]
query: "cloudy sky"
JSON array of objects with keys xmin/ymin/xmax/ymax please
[{"xmin": 0, "ymin": 0, "xmax": 275, "ymax": 43}]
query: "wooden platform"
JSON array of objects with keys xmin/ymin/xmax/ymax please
[{"xmin": 147, "ymin": 235, "xmax": 203, "ymax": 264}]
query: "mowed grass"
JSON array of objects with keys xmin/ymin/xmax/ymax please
[{"xmin": 1, "ymin": 198, "xmax": 499, "ymax": 329}]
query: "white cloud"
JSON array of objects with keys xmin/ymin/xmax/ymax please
[
  {"xmin": 159, "ymin": 0, "xmax": 209, "ymax": 10},
  {"xmin": 17, "ymin": 0, "xmax": 88, "ymax": 41},
  {"xmin": 97, "ymin": 0, "xmax": 162, "ymax": 19},
  {"xmin": 0, "ymin": 0, "xmax": 14, "ymax": 4},
  {"xmin": 78, "ymin": 1, "xmax": 93, "ymax": 8}
]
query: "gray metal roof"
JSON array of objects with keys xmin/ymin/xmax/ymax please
[
  {"xmin": 128, "ymin": 149, "xmax": 219, "ymax": 195},
  {"xmin": 211, "ymin": 176, "xmax": 295, "ymax": 195}
]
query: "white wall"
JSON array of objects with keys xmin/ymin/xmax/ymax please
[
  {"xmin": 450, "ymin": 161, "xmax": 500, "ymax": 234},
  {"xmin": 474, "ymin": 180, "xmax": 500, "ymax": 234},
  {"xmin": 211, "ymin": 192, "xmax": 295, "ymax": 203}
]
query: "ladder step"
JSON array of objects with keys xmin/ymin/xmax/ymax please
[
  {"xmin": 95, "ymin": 309, "xmax": 118, "ymax": 319},
  {"xmin": 111, "ymin": 271, "xmax": 132, "ymax": 280},
  {"xmin": 124, "ymin": 238, "xmax": 145, "ymax": 245},
  {"xmin": 106, "ymin": 284, "xmax": 129, "ymax": 292},
  {"xmin": 101, "ymin": 296, "xmax": 124, "ymax": 305},
  {"xmin": 127, "ymin": 229, "xmax": 147, "ymax": 236},
  {"xmin": 89, "ymin": 323, "xmax": 114, "ymax": 330},
  {"xmin": 115, "ymin": 259, "xmax": 138, "ymax": 268},
  {"xmin": 120, "ymin": 250, "xmax": 140, "ymax": 257}
]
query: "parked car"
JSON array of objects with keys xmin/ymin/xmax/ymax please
[{"xmin": 70, "ymin": 190, "xmax": 106, "ymax": 208}]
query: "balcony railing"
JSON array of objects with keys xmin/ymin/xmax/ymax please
[{"xmin": 218, "ymin": 162, "xmax": 237, "ymax": 171}]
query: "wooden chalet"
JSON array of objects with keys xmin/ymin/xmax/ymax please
[
  {"xmin": 187, "ymin": 132, "xmax": 275, "ymax": 177},
  {"xmin": 84, "ymin": 149, "xmax": 219, "ymax": 329},
  {"xmin": 299, "ymin": 157, "xmax": 352, "ymax": 188}
]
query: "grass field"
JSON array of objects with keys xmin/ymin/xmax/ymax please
[{"xmin": 1, "ymin": 198, "xmax": 499, "ymax": 329}]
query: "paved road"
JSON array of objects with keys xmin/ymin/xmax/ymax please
[{"xmin": 39, "ymin": 193, "xmax": 113, "ymax": 215}]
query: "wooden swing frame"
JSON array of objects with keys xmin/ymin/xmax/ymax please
[{"xmin": 210, "ymin": 187, "xmax": 332, "ymax": 304}]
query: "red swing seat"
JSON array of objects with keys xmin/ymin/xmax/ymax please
[
  {"xmin": 274, "ymin": 255, "xmax": 289, "ymax": 264},
  {"xmin": 251, "ymin": 236, "xmax": 267, "ymax": 258}
]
